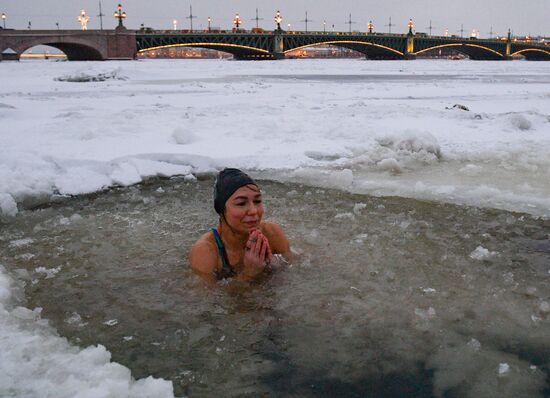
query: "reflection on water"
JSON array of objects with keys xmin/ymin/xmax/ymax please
[{"xmin": 1, "ymin": 177, "xmax": 549, "ymax": 397}]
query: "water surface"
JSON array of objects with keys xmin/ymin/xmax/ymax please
[{"xmin": 1, "ymin": 177, "xmax": 549, "ymax": 397}]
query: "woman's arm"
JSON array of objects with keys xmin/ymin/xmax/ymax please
[{"xmin": 189, "ymin": 239, "xmax": 219, "ymax": 281}]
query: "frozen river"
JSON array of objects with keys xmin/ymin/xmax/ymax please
[{"xmin": 0, "ymin": 58, "xmax": 549, "ymax": 397}]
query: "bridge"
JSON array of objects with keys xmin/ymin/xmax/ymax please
[{"xmin": 1, "ymin": 27, "xmax": 549, "ymax": 61}]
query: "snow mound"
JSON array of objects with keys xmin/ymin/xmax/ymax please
[
  {"xmin": 376, "ymin": 130, "xmax": 442, "ymax": 159},
  {"xmin": 170, "ymin": 128, "xmax": 199, "ymax": 145},
  {"xmin": 509, "ymin": 114, "xmax": 532, "ymax": 131}
]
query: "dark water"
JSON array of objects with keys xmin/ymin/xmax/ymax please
[{"xmin": 1, "ymin": 177, "xmax": 549, "ymax": 397}]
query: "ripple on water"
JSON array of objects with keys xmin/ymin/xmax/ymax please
[{"xmin": 1, "ymin": 177, "xmax": 549, "ymax": 397}]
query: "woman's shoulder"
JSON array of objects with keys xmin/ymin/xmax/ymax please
[
  {"xmin": 260, "ymin": 221, "xmax": 284, "ymax": 235},
  {"xmin": 260, "ymin": 221, "xmax": 290, "ymax": 254}
]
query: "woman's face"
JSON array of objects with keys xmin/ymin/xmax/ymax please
[{"xmin": 224, "ymin": 184, "xmax": 264, "ymax": 234}]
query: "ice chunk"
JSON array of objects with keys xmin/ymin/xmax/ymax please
[
  {"xmin": 353, "ymin": 203, "xmax": 367, "ymax": 215},
  {"xmin": 415, "ymin": 307, "xmax": 437, "ymax": 319},
  {"xmin": 9, "ymin": 238, "xmax": 34, "ymax": 248},
  {"xmin": 498, "ymin": 363, "xmax": 510, "ymax": 376},
  {"xmin": 65, "ymin": 312, "xmax": 88, "ymax": 327},
  {"xmin": 0, "ymin": 193, "xmax": 18, "ymax": 217},
  {"xmin": 286, "ymin": 190, "xmax": 298, "ymax": 197},
  {"xmin": 377, "ymin": 158, "xmax": 402, "ymax": 174},
  {"xmin": 539, "ymin": 301, "xmax": 550, "ymax": 313},
  {"xmin": 467, "ymin": 338, "xmax": 481, "ymax": 351},
  {"xmin": 35, "ymin": 266, "xmax": 61, "ymax": 279},
  {"xmin": 70, "ymin": 214, "xmax": 83, "ymax": 223},
  {"xmin": 335, "ymin": 212, "xmax": 355, "ymax": 220},
  {"xmin": 12, "ymin": 306, "xmax": 42, "ymax": 321},
  {"xmin": 469, "ymin": 246, "xmax": 498, "ymax": 260},
  {"xmin": 103, "ymin": 319, "xmax": 119, "ymax": 327}
]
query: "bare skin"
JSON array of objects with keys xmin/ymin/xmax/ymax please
[{"xmin": 190, "ymin": 184, "xmax": 290, "ymax": 282}]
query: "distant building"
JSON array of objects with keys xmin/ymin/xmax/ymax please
[{"xmin": 138, "ymin": 47, "xmax": 231, "ymax": 59}]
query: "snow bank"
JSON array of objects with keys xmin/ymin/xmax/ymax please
[
  {"xmin": 0, "ymin": 266, "xmax": 175, "ymax": 398},
  {"xmin": 1, "ymin": 59, "xmax": 550, "ymax": 217}
]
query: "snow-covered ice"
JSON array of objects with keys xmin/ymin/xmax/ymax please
[{"xmin": 1, "ymin": 59, "xmax": 550, "ymax": 217}]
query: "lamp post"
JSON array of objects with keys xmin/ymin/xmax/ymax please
[
  {"xmin": 407, "ymin": 18, "xmax": 414, "ymax": 34},
  {"xmin": 28, "ymin": 21, "xmax": 32, "ymax": 30},
  {"xmin": 368, "ymin": 20, "xmax": 374, "ymax": 34},
  {"xmin": 274, "ymin": 10, "xmax": 282, "ymax": 31},
  {"xmin": 113, "ymin": 4, "xmax": 126, "ymax": 29},
  {"xmin": 207, "ymin": 16, "xmax": 211, "ymax": 32},
  {"xmin": 1, "ymin": 13, "xmax": 6, "ymax": 29},
  {"xmin": 233, "ymin": 13, "xmax": 241, "ymax": 30},
  {"xmin": 172, "ymin": 19, "xmax": 177, "ymax": 30},
  {"xmin": 56, "ymin": 22, "xmax": 60, "ymax": 30},
  {"xmin": 323, "ymin": 20, "xmax": 326, "ymax": 33},
  {"xmin": 186, "ymin": 6, "xmax": 196, "ymax": 32}
]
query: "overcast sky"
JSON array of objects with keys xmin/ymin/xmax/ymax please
[{"xmin": 2, "ymin": 0, "xmax": 549, "ymax": 37}]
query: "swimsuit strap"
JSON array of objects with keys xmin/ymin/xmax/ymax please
[{"xmin": 211, "ymin": 228, "xmax": 235, "ymax": 279}]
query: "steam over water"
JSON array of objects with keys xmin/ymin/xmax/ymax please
[{"xmin": 1, "ymin": 177, "xmax": 549, "ymax": 397}]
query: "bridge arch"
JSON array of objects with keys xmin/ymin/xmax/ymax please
[
  {"xmin": 284, "ymin": 41, "xmax": 404, "ymax": 59},
  {"xmin": 414, "ymin": 43, "xmax": 504, "ymax": 60},
  {"xmin": 138, "ymin": 43, "xmax": 272, "ymax": 60},
  {"xmin": 8, "ymin": 36, "xmax": 106, "ymax": 60},
  {"xmin": 511, "ymin": 48, "xmax": 550, "ymax": 60}
]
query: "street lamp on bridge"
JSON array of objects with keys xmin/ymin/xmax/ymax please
[
  {"xmin": 233, "ymin": 13, "xmax": 242, "ymax": 30},
  {"xmin": 407, "ymin": 18, "xmax": 414, "ymax": 34},
  {"xmin": 114, "ymin": 4, "xmax": 126, "ymax": 29},
  {"xmin": 1, "ymin": 13, "xmax": 6, "ymax": 29},
  {"xmin": 207, "ymin": 16, "xmax": 211, "ymax": 32},
  {"xmin": 78, "ymin": 10, "xmax": 90, "ymax": 30},
  {"xmin": 274, "ymin": 10, "xmax": 282, "ymax": 31},
  {"xmin": 368, "ymin": 20, "xmax": 374, "ymax": 34},
  {"xmin": 172, "ymin": 19, "xmax": 177, "ymax": 30}
]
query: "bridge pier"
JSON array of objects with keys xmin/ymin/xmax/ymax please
[
  {"xmin": 273, "ymin": 30, "xmax": 284, "ymax": 60},
  {"xmin": 405, "ymin": 30, "xmax": 415, "ymax": 60}
]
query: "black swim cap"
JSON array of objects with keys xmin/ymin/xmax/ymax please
[{"xmin": 214, "ymin": 168, "xmax": 257, "ymax": 214}]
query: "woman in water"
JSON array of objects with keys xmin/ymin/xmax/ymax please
[{"xmin": 190, "ymin": 168, "xmax": 290, "ymax": 281}]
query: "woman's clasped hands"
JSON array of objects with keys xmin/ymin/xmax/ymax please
[{"xmin": 242, "ymin": 229, "xmax": 273, "ymax": 277}]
